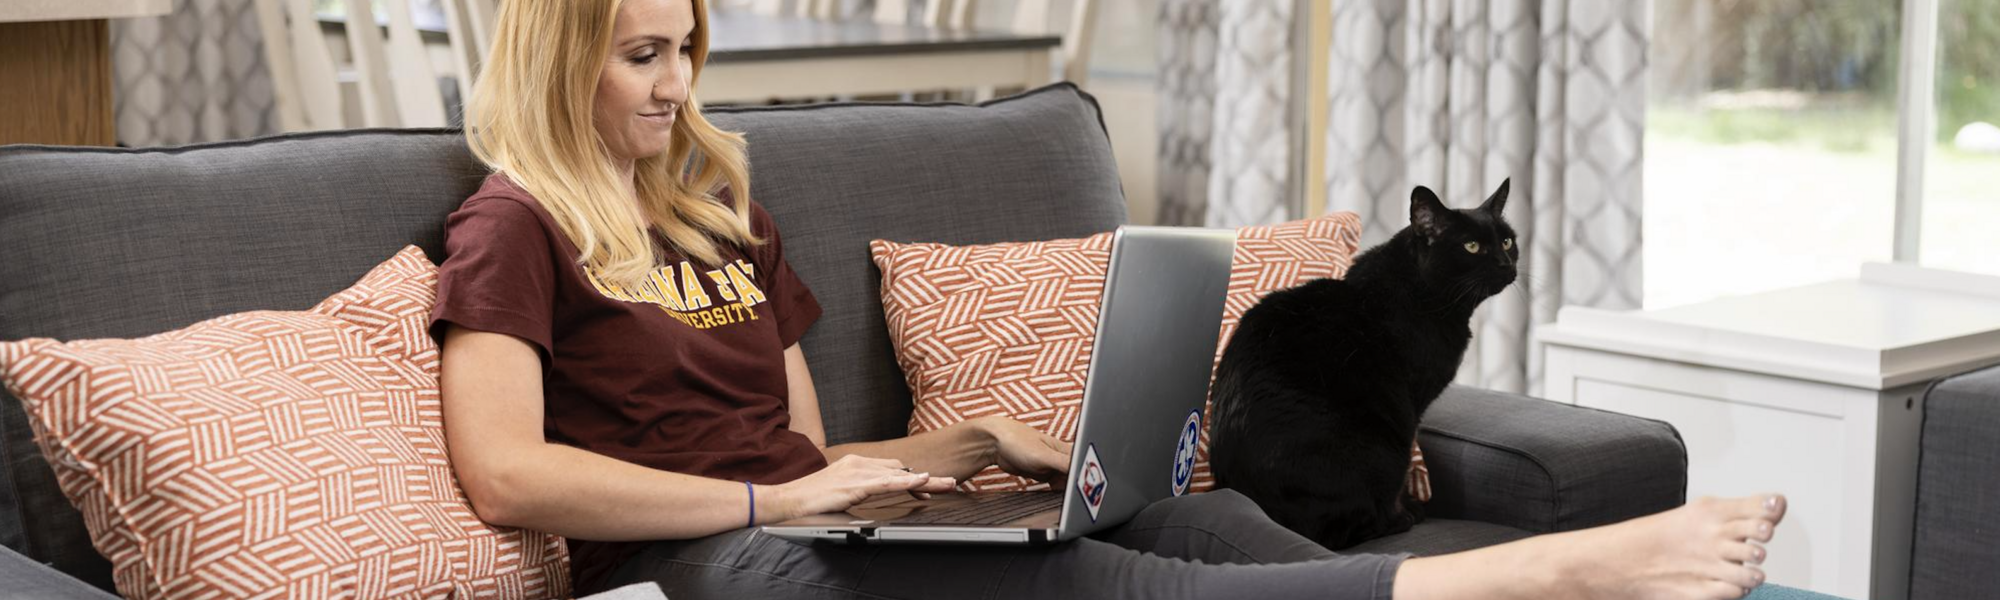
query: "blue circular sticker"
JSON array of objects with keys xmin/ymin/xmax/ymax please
[{"xmin": 1171, "ymin": 409, "xmax": 1201, "ymax": 496}]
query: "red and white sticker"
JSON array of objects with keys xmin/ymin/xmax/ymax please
[{"xmin": 1076, "ymin": 443, "xmax": 1108, "ymax": 522}]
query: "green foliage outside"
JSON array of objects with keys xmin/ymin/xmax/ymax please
[{"xmin": 1652, "ymin": 0, "xmax": 2000, "ymax": 148}]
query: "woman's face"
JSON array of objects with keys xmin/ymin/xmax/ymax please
[{"xmin": 595, "ymin": 0, "xmax": 696, "ymax": 169}]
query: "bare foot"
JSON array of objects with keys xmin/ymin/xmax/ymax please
[
  {"xmin": 1395, "ymin": 494, "xmax": 1787, "ymax": 600},
  {"xmin": 1555, "ymin": 494, "xmax": 1789, "ymax": 599}
]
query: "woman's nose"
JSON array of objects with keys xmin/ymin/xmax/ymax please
[{"xmin": 656, "ymin": 67, "xmax": 690, "ymax": 104}]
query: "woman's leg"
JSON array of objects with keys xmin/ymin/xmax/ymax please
[
  {"xmin": 604, "ymin": 523, "xmax": 1404, "ymax": 600},
  {"xmin": 601, "ymin": 492, "xmax": 1788, "ymax": 600},
  {"xmin": 1095, "ymin": 488, "xmax": 1368, "ymax": 565}
]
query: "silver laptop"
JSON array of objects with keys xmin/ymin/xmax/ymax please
[{"xmin": 763, "ymin": 225, "xmax": 1236, "ymax": 545}]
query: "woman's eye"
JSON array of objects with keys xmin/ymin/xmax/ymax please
[
  {"xmin": 679, "ymin": 44, "xmax": 694, "ymax": 56},
  {"xmin": 1463, "ymin": 241, "xmax": 1481, "ymax": 254},
  {"xmin": 632, "ymin": 52, "xmax": 657, "ymax": 64},
  {"xmin": 1501, "ymin": 238, "xmax": 1514, "ymax": 251}
]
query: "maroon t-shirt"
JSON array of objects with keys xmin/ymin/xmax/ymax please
[{"xmin": 429, "ymin": 174, "xmax": 828, "ymax": 593}]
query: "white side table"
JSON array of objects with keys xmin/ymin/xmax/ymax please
[{"xmin": 1539, "ymin": 263, "xmax": 2000, "ymax": 600}]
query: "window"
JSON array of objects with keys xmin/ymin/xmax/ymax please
[
  {"xmin": 1644, "ymin": 0, "xmax": 1997, "ymax": 309},
  {"xmin": 1920, "ymin": 0, "xmax": 2000, "ymax": 276}
]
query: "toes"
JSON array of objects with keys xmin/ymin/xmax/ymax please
[
  {"xmin": 1726, "ymin": 518, "xmax": 1776, "ymax": 543},
  {"xmin": 1708, "ymin": 494, "xmax": 1786, "ymax": 521},
  {"xmin": 1709, "ymin": 563, "xmax": 1766, "ymax": 589},
  {"xmin": 1719, "ymin": 541, "xmax": 1766, "ymax": 565}
]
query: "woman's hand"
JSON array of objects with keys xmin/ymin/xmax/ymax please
[
  {"xmin": 976, "ymin": 416, "xmax": 1073, "ymax": 483},
  {"xmin": 765, "ymin": 454, "xmax": 956, "ymax": 522}
]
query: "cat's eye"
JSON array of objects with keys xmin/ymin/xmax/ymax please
[
  {"xmin": 1463, "ymin": 241, "xmax": 1481, "ymax": 254},
  {"xmin": 1501, "ymin": 238, "xmax": 1514, "ymax": 251}
]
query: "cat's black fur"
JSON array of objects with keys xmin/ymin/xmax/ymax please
[{"xmin": 1208, "ymin": 180, "xmax": 1519, "ymax": 549}]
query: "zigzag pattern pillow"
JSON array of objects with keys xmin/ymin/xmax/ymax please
[
  {"xmin": 873, "ymin": 213, "xmax": 1363, "ymax": 492},
  {"xmin": 0, "ymin": 246, "xmax": 569, "ymax": 600}
]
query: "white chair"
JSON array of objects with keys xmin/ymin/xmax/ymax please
[
  {"xmin": 254, "ymin": 0, "xmax": 474, "ymax": 131},
  {"xmin": 892, "ymin": 0, "xmax": 1097, "ymax": 88}
]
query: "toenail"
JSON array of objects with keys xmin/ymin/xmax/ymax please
[
  {"xmin": 1759, "ymin": 522, "xmax": 1772, "ymax": 535},
  {"xmin": 1766, "ymin": 496, "xmax": 1780, "ymax": 513}
]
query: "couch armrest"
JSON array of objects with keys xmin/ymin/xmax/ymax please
[
  {"xmin": 1909, "ymin": 364, "xmax": 2000, "ymax": 600},
  {"xmin": 0, "ymin": 543, "xmax": 118, "ymax": 600},
  {"xmin": 1419, "ymin": 385, "xmax": 1686, "ymax": 534}
]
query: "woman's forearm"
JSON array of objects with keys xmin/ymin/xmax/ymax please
[
  {"xmin": 471, "ymin": 442, "xmax": 789, "ymax": 541},
  {"xmin": 822, "ymin": 418, "xmax": 998, "ymax": 482}
]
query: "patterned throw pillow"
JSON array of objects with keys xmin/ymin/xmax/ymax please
[
  {"xmin": 874, "ymin": 213, "xmax": 1364, "ymax": 492},
  {"xmin": 0, "ymin": 246, "xmax": 569, "ymax": 600}
]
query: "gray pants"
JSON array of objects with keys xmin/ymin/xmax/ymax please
[{"xmin": 604, "ymin": 489, "xmax": 1407, "ymax": 600}]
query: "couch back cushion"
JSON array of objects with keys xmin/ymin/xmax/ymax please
[{"xmin": 0, "ymin": 83, "xmax": 1123, "ymax": 588}]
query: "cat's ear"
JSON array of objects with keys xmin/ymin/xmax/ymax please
[
  {"xmin": 1410, "ymin": 186, "xmax": 1450, "ymax": 242},
  {"xmin": 1479, "ymin": 178, "xmax": 1511, "ymax": 216}
]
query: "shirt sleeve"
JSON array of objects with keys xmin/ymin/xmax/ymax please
[
  {"xmin": 745, "ymin": 201, "xmax": 823, "ymax": 349},
  {"xmin": 429, "ymin": 195, "xmax": 560, "ymax": 362}
]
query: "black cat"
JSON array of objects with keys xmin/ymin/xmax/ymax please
[{"xmin": 1208, "ymin": 179, "xmax": 1518, "ymax": 550}]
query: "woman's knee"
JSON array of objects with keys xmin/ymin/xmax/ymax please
[{"xmin": 1131, "ymin": 488, "xmax": 1272, "ymax": 530}]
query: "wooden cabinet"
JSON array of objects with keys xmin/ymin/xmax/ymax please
[{"xmin": 0, "ymin": 0, "xmax": 171, "ymax": 146}]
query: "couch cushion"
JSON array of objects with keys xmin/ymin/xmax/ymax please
[
  {"xmin": 0, "ymin": 247, "xmax": 570, "ymax": 599},
  {"xmin": 0, "ymin": 128, "xmax": 487, "ymax": 591},
  {"xmin": 0, "ymin": 83, "xmax": 1121, "ymax": 587},
  {"xmin": 872, "ymin": 213, "xmax": 1362, "ymax": 493},
  {"xmin": 705, "ymin": 84, "xmax": 1125, "ymax": 446}
]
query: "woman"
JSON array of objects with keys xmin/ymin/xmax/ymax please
[{"xmin": 431, "ymin": 0, "xmax": 1787, "ymax": 598}]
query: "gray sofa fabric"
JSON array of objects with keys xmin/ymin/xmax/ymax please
[
  {"xmin": 0, "ymin": 83, "xmax": 1686, "ymax": 596},
  {"xmin": 1909, "ymin": 363, "xmax": 2000, "ymax": 600},
  {"xmin": 0, "ymin": 543, "xmax": 118, "ymax": 600},
  {"xmin": 1421, "ymin": 385, "xmax": 1687, "ymax": 534}
]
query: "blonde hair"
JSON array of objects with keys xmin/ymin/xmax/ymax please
[{"xmin": 468, "ymin": 0, "xmax": 757, "ymax": 286}]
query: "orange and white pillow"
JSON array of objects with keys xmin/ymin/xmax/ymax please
[
  {"xmin": 873, "ymin": 213, "xmax": 1364, "ymax": 492},
  {"xmin": 0, "ymin": 246, "xmax": 569, "ymax": 600}
]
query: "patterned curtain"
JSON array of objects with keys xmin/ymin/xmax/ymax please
[
  {"xmin": 112, "ymin": 0, "xmax": 280, "ymax": 147},
  {"xmin": 1201, "ymin": 0, "xmax": 1294, "ymax": 228},
  {"xmin": 1324, "ymin": 0, "xmax": 1649, "ymax": 395},
  {"xmin": 1155, "ymin": 0, "xmax": 1218, "ymax": 226},
  {"xmin": 1157, "ymin": 0, "xmax": 1297, "ymax": 228}
]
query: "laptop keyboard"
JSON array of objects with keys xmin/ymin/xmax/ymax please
[{"xmin": 899, "ymin": 492, "xmax": 1063, "ymax": 526}]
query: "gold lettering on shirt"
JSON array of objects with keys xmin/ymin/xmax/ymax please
[
  {"xmin": 648, "ymin": 269, "xmax": 687, "ymax": 311},
  {"xmin": 679, "ymin": 261, "xmax": 712, "ymax": 309},
  {"xmin": 585, "ymin": 259, "xmax": 771, "ymax": 331},
  {"xmin": 706, "ymin": 269, "xmax": 737, "ymax": 302},
  {"xmin": 725, "ymin": 263, "xmax": 766, "ymax": 306}
]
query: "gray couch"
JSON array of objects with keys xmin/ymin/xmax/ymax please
[
  {"xmin": 0, "ymin": 84, "xmax": 1688, "ymax": 598},
  {"xmin": 1909, "ymin": 363, "xmax": 2000, "ymax": 599}
]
